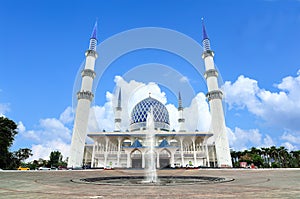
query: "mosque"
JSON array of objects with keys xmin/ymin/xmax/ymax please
[{"xmin": 67, "ymin": 21, "xmax": 232, "ymax": 169}]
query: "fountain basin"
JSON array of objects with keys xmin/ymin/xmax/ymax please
[{"xmin": 73, "ymin": 176, "xmax": 234, "ymax": 186}]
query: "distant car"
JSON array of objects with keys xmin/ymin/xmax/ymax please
[
  {"xmin": 185, "ymin": 164, "xmax": 196, "ymax": 169},
  {"xmin": 51, "ymin": 167, "xmax": 58, "ymax": 170},
  {"xmin": 104, "ymin": 166, "xmax": 113, "ymax": 170},
  {"xmin": 58, "ymin": 166, "xmax": 67, "ymax": 170},
  {"xmin": 38, "ymin": 167, "xmax": 50, "ymax": 170},
  {"xmin": 18, "ymin": 166, "xmax": 30, "ymax": 171}
]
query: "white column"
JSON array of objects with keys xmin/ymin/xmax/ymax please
[
  {"xmin": 212, "ymin": 148, "xmax": 216, "ymax": 167},
  {"xmin": 205, "ymin": 141, "xmax": 210, "ymax": 167},
  {"xmin": 170, "ymin": 151, "xmax": 175, "ymax": 168},
  {"xmin": 91, "ymin": 142, "xmax": 96, "ymax": 168},
  {"xmin": 127, "ymin": 152, "xmax": 131, "ymax": 168},
  {"xmin": 117, "ymin": 137, "xmax": 121, "ymax": 167},
  {"xmin": 180, "ymin": 137, "xmax": 184, "ymax": 167},
  {"xmin": 104, "ymin": 138, "xmax": 108, "ymax": 167},
  {"xmin": 142, "ymin": 152, "xmax": 145, "ymax": 168},
  {"xmin": 192, "ymin": 138, "xmax": 197, "ymax": 167},
  {"xmin": 156, "ymin": 152, "xmax": 160, "ymax": 168}
]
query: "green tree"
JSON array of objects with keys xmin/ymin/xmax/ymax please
[
  {"xmin": 290, "ymin": 150, "xmax": 300, "ymax": 167},
  {"xmin": 48, "ymin": 151, "xmax": 62, "ymax": 168},
  {"xmin": 14, "ymin": 148, "xmax": 33, "ymax": 162},
  {"xmin": 0, "ymin": 116, "xmax": 18, "ymax": 169}
]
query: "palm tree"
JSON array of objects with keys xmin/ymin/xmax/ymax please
[
  {"xmin": 230, "ymin": 151, "xmax": 236, "ymax": 167},
  {"xmin": 269, "ymin": 146, "xmax": 279, "ymax": 167},
  {"xmin": 278, "ymin": 146, "xmax": 288, "ymax": 167},
  {"xmin": 291, "ymin": 150, "xmax": 300, "ymax": 167}
]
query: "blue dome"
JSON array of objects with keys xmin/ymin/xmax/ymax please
[{"xmin": 130, "ymin": 97, "xmax": 170, "ymax": 131}]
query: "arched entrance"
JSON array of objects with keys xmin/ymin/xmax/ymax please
[
  {"xmin": 131, "ymin": 149, "xmax": 142, "ymax": 168},
  {"xmin": 159, "ymin": 149, "xmax": 171, "ymax": 168}
]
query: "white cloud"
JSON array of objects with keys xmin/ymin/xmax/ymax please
[
  {"xmin": 59, "ymin": 106, "xmax": 74, "ymax": 124},
  {"xmin": 282, "ymin": 142, "xmax": 297, "ymax": 151},
  {"xmin": 17, "ymin": 121, "xmax": 26, "ymax": 133},
  {"xmin": 281, "ymin": 132, "xmax": 300, "ymax": 144},
  {"xmin": 18, "ymin": 114, "xmax": 72, "ymax": 162},
  {"xmin": 263, "ymin": 134, "xmax": 275, "ymax": 147},
  {"xmin": 223, "ymin": 70, "xmax": 300, "ymax": 132},
  {"xmin": 165, "ymin": 104, "xmax": 179, "ymax": 131},
  {"xmin": 39, "ymin": 118, "xmax": 72, "ymax": 141},
  {"xmin": 227, "ymin": 127, "xmax": 275, "ymax": 151},
  {"xmin": 28, "ymin": 139, "xmax": 70, "ymax": 162},
  {"xmin": 184, "ymin": 92, "xmax": 211, "ymax": 131}
]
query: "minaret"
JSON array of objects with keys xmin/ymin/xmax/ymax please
[
  {"xmin": 178, "ymin": 92, "xmax": 185, "ymax": 132},
  {"xmin": 114, "ymin": 89, "xmax": 122, "ymax": 132},
  {"xmin": 68, "ymin": 22, "xmax": 98, "ymax": 168},
  {"xmin": 201, "ymin": 19, "xmax": 232, "ymax": 167}
]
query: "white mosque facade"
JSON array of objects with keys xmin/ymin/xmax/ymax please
[
  {"xmin": 84, "ymin": 96, "xmax": 217, "ymax": 169},
  {"xmin": 68, "ymin": 21, "xmax": 232, "ymax": 169}
]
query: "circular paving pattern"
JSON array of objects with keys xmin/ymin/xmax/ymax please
[{"xmin": 74, "ymin": 175, "xmax": 234, "ymax": 186}]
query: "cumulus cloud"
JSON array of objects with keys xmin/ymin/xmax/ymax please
[
  {"xmin": 17, "ymin": 121, "xmax": 26, "ymax": 133},
  {"xmin": 184, "ymin": 92, "xmax": 211, "ymax": 131},
  {"xmin": 18, "ymin": 107, "xmax": 72, "ymax": 162},
  {"xmin": 227, "ymin": 127, "xmax": 275, "ymax": 151},
  {"xmin": 223, "ymin": 70, "xmax": 300, "ymax": 132},
  {"xmin": 281, "ymin": 132, "xmax": 300, "ymax": 144},
  {"xmin": 59, "ymin": 106, "xmax": 74, "ymax": 124},
  {"xmin": 29, "ymin": 139, "xmax": 70, "ymax": 162},
  {"xmin": 282, "ymin": 142, "xmax": 297, "ymax": 151},
  {"xmin": 280, "ymin": 131, "xmax": 300, "ymax": 151}
]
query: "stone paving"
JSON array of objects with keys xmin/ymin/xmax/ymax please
[{"xmin": 0, "ymin": 168, "xmax": 299, "ymax": 199}]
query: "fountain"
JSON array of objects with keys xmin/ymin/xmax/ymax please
[{"xmin": 143, "ymin": 107, "xmax": 158, "ymax": 183}]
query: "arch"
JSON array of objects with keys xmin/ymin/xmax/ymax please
[
  {"xmin": 131, "ymin": 149, "xmax": 142, "ymax": 168},
  {"xmin": 159, "ymin": 148, "xmax": 171, "ymax": 168}
]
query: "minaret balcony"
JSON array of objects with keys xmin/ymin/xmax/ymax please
[
  {"xmin": 201, "ymin": 50, "xmax": 214, "ymax": 59},
  {"xmin": 115, "ymin": 118, "xmax": 122, "ymax": 123},
  {"xmin": 206, "ymin": 90, "xmax": 223, "ymax": 101},
  {"xmin": 204, "ymin": 69, "xmax": 218, "ymax": 79},
  {"xmin": 85, "ymin": 50, "xmax": 98, "ymax": 58},
  {"xmin": 81, "ymin": 69, "xmax": 96, "ymax": 79},
  {"xmin": 77, "ymin": 90, "xmax": 94, "ymax": 101},
  {"xmin": 178, "ymin": 118, "xmax": 185, "ymax": 123}
]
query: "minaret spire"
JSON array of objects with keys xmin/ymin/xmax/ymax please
[
  {"xmin": 178, "ymin": 92, "xmax": 185, "ymax": 132},
  {"xmin": 117, "ymin": 88, "xmax": 122, "ymax": 108},
  {"xmin": 89, "ymin": 20, "xmax": 98, "ymax": 51},
  {"xmin": 178, "ymin": 92, "xmax": 183, "ymax": 110},
  {"xmin": 114, "ymin": 88, "xmax": 122, "ymax": 132},
  {"xmin": 91, "ymin": 21, "xmax": 97, "ymax": 39},
  {"xmin": 201, "ymin": 18, "xmax": 211, "ymax": 51},
  {"xmin": 202, "ymin": 18, "xmax": 209, "ymax": 40}
]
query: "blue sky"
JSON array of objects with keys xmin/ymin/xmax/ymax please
[{"xmin": 1, "ymin": 0, "xmax": 300, "ymax": 160}]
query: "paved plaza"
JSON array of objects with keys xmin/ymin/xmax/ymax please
[{"xmin": 0, "ymin": 169, "xmax": 299, "ymax": 198}]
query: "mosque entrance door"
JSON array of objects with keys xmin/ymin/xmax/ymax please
[
  {"xmin": 131, "ymin": 149, "xmax": 142, "ymax": 168},
  {"xmin": 159, "ymin": 149, "xmax": 171, "ymax": 168}
]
